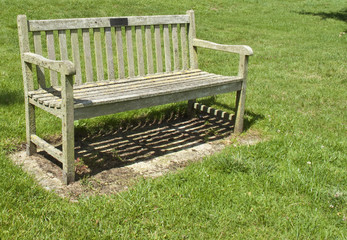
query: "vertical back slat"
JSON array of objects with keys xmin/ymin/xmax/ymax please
[
  {"xmin": 70, "ymin": 29, "xmax": 82, "ymax": 85},
  {"xmin": 46, "ymin": 31, "xmax": 58, "ymax": 86},
  {"xmin": 125, "ymin": 26, "xmax": 135, "ymax": 77},
  {"xmin": 33, "ymin": 31, "xmax": 46, "ymax": 88},
  {"xmin": 145, "ymin": 26, "xmax": 154, "ymax": 74},
  {"xmin": 104, "ymin": 27, "xmax": 115, "ymax": 80},
  {"xmin": 135, "ymin": 26, "xmax": 145, "ymax": 76},
  {"xmin": 82, "ymin": 29, "xmax": 93, "ymax": 82},
  {"xmin": 58, "ymin": 30, "xmax": 68, "ymax": 60},
  {"xmin": 154, "ymin": 25, "xmax": 163, "ymax": 73},
  {"xmin": 93, "ymin": 28, "xmax": 104, "ymax": 81},
  {"xmin": 115, "ymin": 27, "xmax": 125, "ymax": 79},
  {"xmin": 172, "ymin": 24, "xmax": 179, "ymax": 71},
  {"xmin": 180, "ymin": 24, "xmax": 188, "ymax": 70},
  {"xmin": 163, "ymin": 25, "xmax": 171, "ymax": 72}
]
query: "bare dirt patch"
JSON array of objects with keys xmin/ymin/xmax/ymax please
[{"xmin": 11, "ymin": 114, "xmax": 262, "ymax": 201}]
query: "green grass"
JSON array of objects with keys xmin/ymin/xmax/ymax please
[{"xmin": 1, "ymin": 0, "xmax": 346, "ymax": 239}]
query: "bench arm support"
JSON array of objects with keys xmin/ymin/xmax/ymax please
[
  {"xmin": 192, "ymin": 38, "xmax": 253, "ymax": 56},
  {"xmin": 23, "ymin": 52, "xmax": 76, "ymax": 76}
]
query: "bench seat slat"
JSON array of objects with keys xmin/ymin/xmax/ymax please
[
  {"xmin": 36, "ymin": 71, "xmax": 218, "ymax": 103},
  {"xmin": 28, "ymin": 70, "xmax": 242, "ymax": 110}
]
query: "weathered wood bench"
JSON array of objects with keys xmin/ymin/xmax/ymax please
[{"xmin": 17, "ymin": 11, "xmax": 253, "ymax": 184}]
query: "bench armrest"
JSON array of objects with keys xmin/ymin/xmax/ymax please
[
  {"xmin": 192, "ymin": 38, "xmax": 253, "ymax": 56},
  {"xmin": 23, "ymin": 52, "xmax": 76, "ymax": 75}
]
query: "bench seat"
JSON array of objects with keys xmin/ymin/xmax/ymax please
[{"xmin": 28, "ymin": 70, "xmax": 242, "ymax": 119}]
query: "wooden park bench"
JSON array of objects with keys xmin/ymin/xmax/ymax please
[{"xmin": 17, "ymin": 11, "xmax": 253, "ymax": 184}]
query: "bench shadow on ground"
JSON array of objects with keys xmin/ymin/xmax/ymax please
[{"xmin": 39, "ymin": 98, "xmax": 263, "ymax": 181}]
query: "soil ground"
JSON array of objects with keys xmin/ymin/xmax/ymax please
[{"xmin": 11, "ymin": 114, "xmax": 262, "ymax": 201}]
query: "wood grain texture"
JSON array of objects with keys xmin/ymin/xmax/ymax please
[
  {"xmin": 136, "ymin": 26, "xmax": 145, "ymax": 76},
  {"xmin": 180, "ymin": 24, "xmax": 188, "ymax": 70},
  {"xmin": 28, "ymin": 15, "xmax": 190, "ymax": 31},
  {"xmin": 58, "ymin": 30, "xmax": 69, "ymax": 60},
  {"xmin": 187, "ymin": 10, "xmax": 198, "ymax": 69},
  {"xmin": 29, "ymin": 71, "xmax": 242, "ymax": 109},
  {"xmin": 74, "ymin": 81, "xmax": 241, "ymax": 120},
  {"xmin": 61, "ymin": 74, "xmax": 75, "ymax": 184},
  {"xmin": 33, "ymin": 31, "xmax": 46, "ymax": 88},
  {"xmin": 17, "ymin": 15, "xmax": 37, "ymax": 155},
  {"xmin": 145, "ymin": 25, "xmax": 154, "ymax": 74},
  {"xmin": 193, "ymin": 38, "xmax": 253, "ymax": 55},
  {"xmin": 172, "ymin": 24, "xmax": 179, "ymax": 71},
  {"xmin": 82, "ymin": 29, "xmax": 94, "ymax": 82},
  {"xmin": 46, "ymin": 31, "xmax": 58, "ymax": 86},
  {"xmin": 94, "ymin": 28, "xmax": 104, "ymax": 81},
  {"xmin": 126, "ymin": 26, "xmax": 135, "ymax": 77},
  {"xmin": 23, "ymin": 53, "xmax": 75, "ymax": 75},
  {"xmin": 234, "ymin": 55, "xmax": 248, "ymax": 134},
  {"xmin": 104, "ymin": 27, "xmax": 115, "ymax": 80},
  {"xmin": 31, "ymin": 134, "xmax": 63, "ymax": 162},
  {"xmin": 115, "ymin": 26, "xmax": 125, "ymax": 79},
  {"xmin": 154, "ymin": 25, "xmax": 163, "ymax": 73},
  {"xmin": 163, "ymin": 24, "xmax": 171, "ymax": 72},
  {"xmin": 70, "ymin": 29, "xmax": 83, "ymax": 85}
]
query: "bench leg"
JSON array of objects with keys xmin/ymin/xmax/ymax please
[
  {"xmin": 187, "ymin": 99, "xmax": 196, "ymax": 117},
  {"xmin": 62, "ymin": 114, "xmax": 75, "ymax": 184},
  {"xmin": 25, "ymin": 101, "xmax": 37, "ymax": 155},
  {"xmin": 234, "ymin": 54, "xmax": 249, "ymax": 134},
  {"xmin": 61, "ymin": 74, "xmax": 75, "ymax": 184},
  {"xmin": 234, "ymin": 86, "xmax": 246, "ymax": 134}
]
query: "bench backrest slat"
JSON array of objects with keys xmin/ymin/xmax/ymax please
[
  {"xmin": 125, "ymin": 26, "xmax": 135, "ymax": 77},
  {"xmin": 46, "ymin": 31, "xmax": 58, "ymax": 86},
  {"xmin": 154, "ymin": 25, "xmax": 163, "ymax": 73},
  {"xmin": 70, "ymin": 29, "xmax": 83, "ymax": 85},
  {"xmin": 33, "ymin": 31, "xmax": 46, "ymax": 88},
  {"xmin": 93, "ymin": 28, "xmax": 104, "ymax": 81},
  {"xmin": 82, "ymin": 29, "xmax": 94, "ymax": 83},
  {"xmin": 180, "ymin": 24, "xmax": 189, "ymax": 70},
  {"xmin": 115, "ymin": 26, "xmax": 125, "ymax": 79},
  {"xmin": 20, "ymin": 12, "xmax": 195, "ymax": 88},
  {"xmin": 163, "ymin": 25, "xmax": 171, "ymax": 73},
  {"xmin": 104, "ymin": 27, "xmax": 115, "ymax": 80},
  {"xmin": 135, "ymin": 26, "xmax": 145, "ymax": 76},
  {"xmin": 145, "ymin": 25, "xmax": 154, "ymax": 74}
]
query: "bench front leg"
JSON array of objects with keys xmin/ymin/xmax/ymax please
[
  {"xmin": 234, "ymin": 54, "xmax": 249, "ymax": 134},
  {"xmin": 61, "ymin": 74, "xmax": 75, "ymax": 184}
]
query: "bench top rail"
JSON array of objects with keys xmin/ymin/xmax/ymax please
[{"xmin": 28, "ymin": 15, "xmax": 190, "ymax": 32}]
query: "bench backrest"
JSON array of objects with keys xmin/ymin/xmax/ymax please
[{"xmin": 18, "ymin": 11, "xmax": 197, "ymax": 89}]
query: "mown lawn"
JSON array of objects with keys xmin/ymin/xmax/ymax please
[{"xmin": 0, "ymin": 0, "xmax": 346, "ymax": 239}]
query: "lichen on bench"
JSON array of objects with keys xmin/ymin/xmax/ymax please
[{"xmin": 18, "ymin": 10, "xmax": 253, "ymax": 184}]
